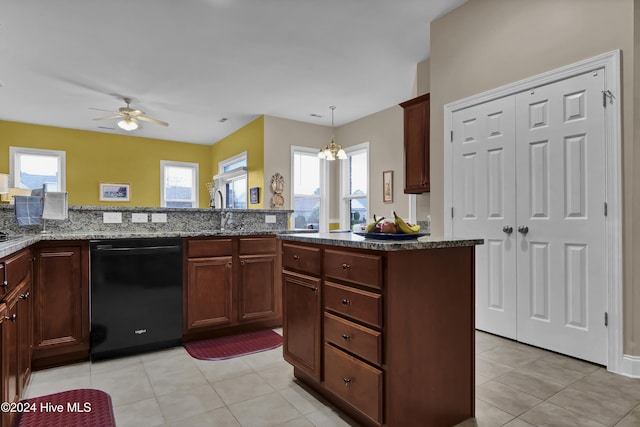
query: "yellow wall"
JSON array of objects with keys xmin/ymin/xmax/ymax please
[
  {"xmin": 0, "ymin": 120, "xmax": 213, "ymax": 207},
  {"xmin": 210, "ymin": 116, "xmax": 265, "ymax": 208}
]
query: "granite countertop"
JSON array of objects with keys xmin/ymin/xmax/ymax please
[
  {"xmin": 0, "ymin": 229, "xmax": 315, "ymax": 258},
  {"xmin": 277, "ymin": 232, "xmax": 483, "ymax": 251}
]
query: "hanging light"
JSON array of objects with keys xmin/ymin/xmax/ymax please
[
  {"xmin": 318, "ymin": 106, "xmax": 347, "ymax": 161},
  {"xmin": 117, "ymin": 118, "xmax": 139, "ymax": 131}
]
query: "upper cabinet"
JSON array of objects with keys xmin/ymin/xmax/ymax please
[{"xmin": 400, "ymin": 93, "xmax": 430, "ymax": 193}]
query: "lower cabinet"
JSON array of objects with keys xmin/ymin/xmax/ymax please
[
  {"xmin": 183, "ymin": 235, "xmax": 281, "ymax": 340},
  {"xmin": 32, "ymin": 241, "xmax": 89, "ymax": 369}
]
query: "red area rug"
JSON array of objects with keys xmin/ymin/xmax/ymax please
[
  {"xmin": 184, "ymin": 329, "xmax": 283, "ymax": 360},
  {"xmin": 16, "ymin": 388, "xmax": 115, "ymax": 427}
]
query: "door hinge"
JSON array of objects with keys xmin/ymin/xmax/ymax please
[
  {"xmin": 451, "ymin": 207, "xmax": 454, "ymax": 218},
  {"xmin": 450, "ymin": 130, "xmax": 453, "ymax": 142},
  {"xmin": 602, "ymin": 90, "xmax": 615, "ymax": 108},
  {"xmin": 604, "ymin": 312, "xmax": 608, "ymax": 327},
  {"xmin": 604, "ymin": 202, "xmax": 608, "ymax": 217}
]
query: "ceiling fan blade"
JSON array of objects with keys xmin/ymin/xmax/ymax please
[
  {"xmin": 89, "ymin": 107, "xmax": 120, "ymax": 113},
  {"xmin": 93, "ymin": 115, "xmax": 123, "ymax": 121},
  {"xmin": 137, "ymin": 116, "xmax": 169, "ymax": 127}
]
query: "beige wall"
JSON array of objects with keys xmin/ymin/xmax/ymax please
[
  {"xmin": 263, "ymin": 116, "xmax": 332, "ymax": 211},
  {"xmin": 430, "ymin": 0, "xmax": 638, "ymax": 353}
]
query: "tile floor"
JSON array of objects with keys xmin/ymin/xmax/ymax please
[{"xmin": 23, "ymin": 329, "xmax": 640, "ymax": 427}]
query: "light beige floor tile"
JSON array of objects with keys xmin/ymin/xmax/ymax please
[
  {"xmin": 304, "ymin": 406, "xmax": 359, "ymax": 427},
  {"xmin": 548, "ymin": 388, "xmax": 630, "ymax": 426},
  {"xmin": 157, "ymin": 383, "xmax": 225, "ymax": 421},
  {"xmin": 114, "ymin": 397, "xmax": 165, "ymax": 427},
  {"xmin": 476, "ymin": 373, "xmax": 492, "ymax": 385},
  {"xmin": 228, "ymin": 392, "xmax": 302, "ymax": 427},
  {"xmin": 257, "ymin": 363, "xmax": 295, "ymax": 390},
  {"xmin": 90, "ymin": 354, "xmax": 143, "ymax": 375},
  {"xmin": 139, "ymin": 346, "xmax": 189, "ymax": 363},
  {"xmin": 496, "ymin": 369, "xmax": 565, "ymax": 400},
  {"xmin": 91, "ymin": 364, "xmax": 155, "ymax": 406},
  {"xmin": 480, "ymin": 345, "xmax": 545, "ymax": 368},
  {"xmin": 615, "ymin": 406, "xmax": 640, "ymax": 427},
  {"xmin": 275, "ymin": 417, "xmax": 315, "ymax": 427},
  {"xmin": 242, "ymin": 347, "xmax": 288, "ymax": 372},
  {"xmin": 454, "ymin": 399, "xmax": 514, "ymax": 427},
  {"xmin": 29, "ymin": 362, "xmax": 91, "ymax": 383},
  {"xmin": 161, "ymin": 406, "xmax": 242, "ymax": 427},
  {"xmin": 195, "ymin": 357, "xmax": 253, "ymax": 383},
  {"xmin": 477, "ymin": 381, "xmax": 542, "ymax": 416},
  {"xmin": 541, "ymin": 353, "xmax": 600, "ymax": 375},
  {"xmin": 476, "ymin": 356, "xmax": 515, "ymax": 380},
  {"xmin": 570, "ymin": 368, "xmax": 640, "ymax": 409},
  {"xmin": 279, "ymin": 382, "xmax": 328, "ymax": 415},
  {"xmin": 520, "ymin": 402, "xmax": 608, "ymax": 427},
  {"xmin": 142, "ymin": 350, "xmax": 198, "ymax": 376},
  {"xmin": 502, "ymin": 419, "xmax": 536, "ymax": 427},
  {"xmin": 519, "ymin": 359, "xmax": 586, "ymax": 386},
  {"xmin": 147, "ymin": 364, "xmax": 209, "ymax": 396},
  {"xmin": 24, "ymin": 376, "xmax": 92, "ymax": 399},
  {"xmin": 213, "ymin": 372, "xmax": 276, "ymax": 405}
]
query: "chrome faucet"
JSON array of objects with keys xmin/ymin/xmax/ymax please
[{"xmin": 215, "ymin": 190, "xmax": 224, "ymax": 209}]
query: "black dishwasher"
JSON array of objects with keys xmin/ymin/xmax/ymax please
[{"xmin": 90, "ymin": 238, "xmax": 183, "ymax": 360}]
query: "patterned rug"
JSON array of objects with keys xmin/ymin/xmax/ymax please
[
  {"xmin": 16, "ymin": 389, "xmax": 115, "ymax": 427},
  {"xmin": 184, "ymin": 329, "xmax": 283, "ymax": 360}
]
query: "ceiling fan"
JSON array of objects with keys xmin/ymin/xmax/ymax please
[{"xmin": 91, "ymin": 97, "xmax": 169, "ymax": 131}]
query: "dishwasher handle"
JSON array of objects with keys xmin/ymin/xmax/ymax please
[{"xmin": 92, "ymin": 245, "xmax": 182, "ymax": 256}]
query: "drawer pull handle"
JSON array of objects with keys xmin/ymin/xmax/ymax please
[
  {"xmin": 343, "ymin": 377, "xmax": 351, "ymax": 386},
  {"xmin": 5, "ymin": 314, "xmax": 16, "ymax": 322},
  {"xmin": 341, "ymin": 299, "xmax": 350, "ymax": 306},
  {"xmin": 341, "ymin": 334, "xmax": 350, "ymax": 341},
  {"xmin": 293, "ymin": 255, "xmax": 300, "ymax": 260},
  {"xmin": 19, "ymin": 292, "xmax": 29, "ymax": 300},
  {"xmin": 342, "ymin": 263, "xmax": 351, "ymax": 270}
]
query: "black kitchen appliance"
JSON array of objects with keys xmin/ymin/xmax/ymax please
[{"xmin": 90, "ymin": 238, "xmax": 183, "ymax": 360}]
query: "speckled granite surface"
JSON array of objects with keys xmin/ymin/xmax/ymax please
[{"xmin": 277, "ymin": 232, "xmax": 483, "ymax": 251}]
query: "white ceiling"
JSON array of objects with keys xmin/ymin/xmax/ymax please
[{"xmin": 0, "ymin": 0, "xmax": 465, "ymax": 145}]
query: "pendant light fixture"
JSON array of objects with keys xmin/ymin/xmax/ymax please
[{"xmin": 317, "ymin": 106, "xmax": 347, "ymax": 160}]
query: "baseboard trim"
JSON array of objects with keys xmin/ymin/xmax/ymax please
[{"xmin": 621, "ymin": 354, "xmax": 640, "ymax": 378}]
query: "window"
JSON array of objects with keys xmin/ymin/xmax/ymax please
[
  {"xmin": 340, "ymin": 142, "xmax": 369, "ymax": 230},
  {"xmin": 161, "ymin": 160, "xmax": 199, "ymax": 208},
  {"xmin": 216, "ymin": 152, "xmax": 247, "ymax": 209},
  {"xmin": 10, "ymin": 147, "xmax": 66, "ymax": 191},
  {"xmin": 291, "ymin": 147, "xmax": 325, "ymax": 229}
]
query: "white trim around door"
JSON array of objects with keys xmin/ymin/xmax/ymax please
[{"xmin": 444, "ymin": 50, "xmax": 624, "ymax": 375}]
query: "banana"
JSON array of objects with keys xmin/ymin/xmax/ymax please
[
  {"xmin": 393, "ymin": 211, "xmax": 420, "ymax": 234},
  {"xmin": 365, "ymin": 215, "xmax": 384, "ymax": 233}
]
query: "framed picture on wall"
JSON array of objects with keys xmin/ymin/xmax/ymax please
[
  {"xmin": 99, "ymin": 183, "xmax": 130, "ymax": 202},
  {"xmin": 250, "ymin": 187, "xmax": 260, "ymax": 204},
  {"xmin": 383, "ymin": 170, "xmax": 393, "ymax": 203}
]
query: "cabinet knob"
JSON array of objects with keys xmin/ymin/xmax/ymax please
[
  {"xmin": 343, "ymin": 377, "xmax": 351, "ymax": 386},
  {"xmin": 293, "ymin": 255, "xmax": 300, "ymax": 260},
  {"xmin": 1, "ymin": 281, "xmax": 7, "ymax": 288},
  {"xmin": 341, "ymin": 299, "xmax": 350, "ymax": 306},
  {"xmin": 5, "ymin": 314, "xmax": 16, "ymax": 322},
  {"xmin": 240, "ymin": 260, "xmax": 245, "ymax": 265},
  {"xmin": 341, "ymin": 334, "xmax": 350, "ymax": 341},
  {"xmin": 19, "ymin": 292, "xmax": 30, "ymax": 300},
  {"xmin": 310, "ymin": 287, "xmax": 318, "ymax": 293},
  {"xmin": 342, "ymin": 263, "xmax": 351, "ymax": 270}
]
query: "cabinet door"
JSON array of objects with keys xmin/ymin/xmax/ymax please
[
  {"xmin": 33, "ymin": 244, "xmax": 89, "ymax": 363},
  {"xmin": 283, "ymin": 271, "xmax": 321, "ymax": 380},
  {"xmin": 401, "ymin": 93, "xmax": 430, "ymax": 193},
  {"xmin": 3, "ymin": 297, "xmax": 18, "ymax": 411},
  {"xmin": 185, "ymin": 257, "xmax": 233, "ymax": 332},
  {"xmin": 238, "ymin": 255, "xmax": 280, "ymax": 322},
  {"xmin": 16, "ymin": 279, "xmax": 31, "ymax": 396}
]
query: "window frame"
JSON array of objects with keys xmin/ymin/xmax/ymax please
[
  {"xmin": 9, "ymin": 146, "xmax": 66, "ymax": 191},
  {"xmin": 339, "ymin": 142, "xmax": 369, "ymax": 230},
  {"xmin": 160, "ymin": 160, "xmax": 199, "ymax": 208},
  {"xmin": 215, "ymin": 151, "xmax": 248, "ymax": 209},
  {"xmin": 290, "ymin": 145, "xmax": 328, "ymax": 231}
]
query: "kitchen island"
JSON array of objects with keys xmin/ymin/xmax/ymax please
[{"xmin": 277, "ymin": 232, "xmax": 483, "ymax": 427}]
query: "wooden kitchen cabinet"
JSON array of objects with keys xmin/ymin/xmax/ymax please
[
  {"xmin": 281, "ymin": 239, "xmax": 476, "ymax": 427},
  {"xmin": 400, "ymin": 93, "xmax": 430, "ymax": 193},
  {"xmin": 32, "ymin": 241, "xmax": 89, "ymax": 369},
  {"xmin": 183, "ymin": 235, "xmax": 281, "ymax": 341}
]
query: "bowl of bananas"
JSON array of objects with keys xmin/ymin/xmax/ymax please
[{"xmin": 354, "ymin": 212, "xmax": 427, "ymax": 240}]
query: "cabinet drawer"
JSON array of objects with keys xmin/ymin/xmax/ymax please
[
  {"xmin": 3, "ymin": 249, "xmax": 31, "ymax": 298},
  {"xmin": 324, "ymin": 343, "xmax": 383, "ymax": 425},
  {"xmin": 282, "ymin": 243, "xmax": 321, "ymax": 276},
  {"xmin": 325, "ymin": 282, "xmax": 382, "ymax": 328},
  {"xmin": 324, "ymin": 312, "xmax": 381, "ymax": 366},
  {"xmin": 239, "ymin": 236, "xmax": 277, "ymax": 255},
  {"xmin": 187, "ymin": 239, "xmax": 233, "ymax": 258},
  {"xmin": 324, "ymin": 250, "xmax": 381, "ymax": 289}
]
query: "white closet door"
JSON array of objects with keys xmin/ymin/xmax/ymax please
[
  {"xmin": 515, "ymin": 70, "xmax": 607, "ymax": 364},
  {"xmin": 452, "ymin": 96, "xmax": 517, "ymax": 339}
]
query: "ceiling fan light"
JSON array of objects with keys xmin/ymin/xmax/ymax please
[{"xmin": 117, "ymin": 118, "xmax": 138, "ymax": 131}]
